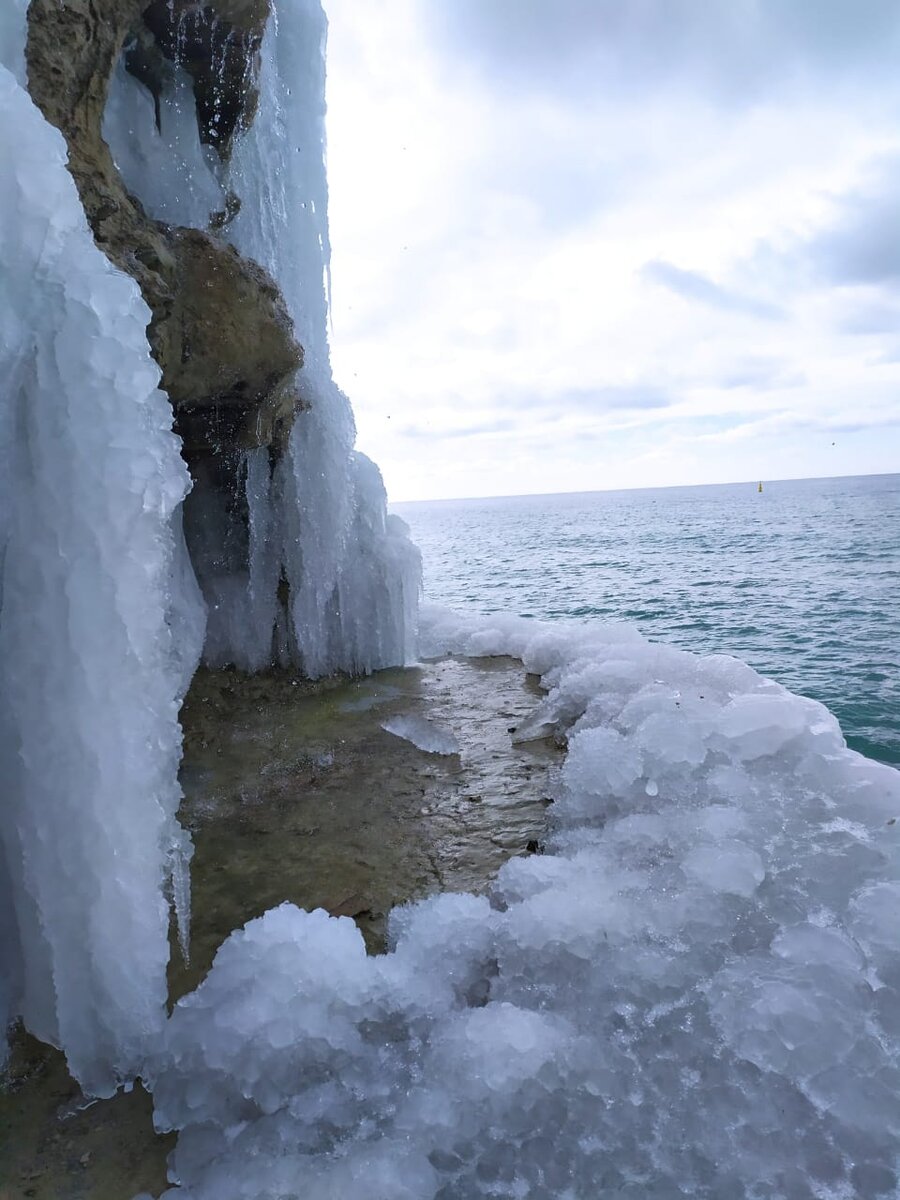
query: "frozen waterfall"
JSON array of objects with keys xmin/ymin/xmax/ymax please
[
  {"xmin": 103, "ymin": 0, "xmax": 421, "ymax": 678},
  {"xmin": 4, "ymin": 0, "xmax": 900, "ymax": 1194}
]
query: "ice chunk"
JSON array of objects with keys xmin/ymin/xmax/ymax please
[
  {"xmin": 715, "ymin": 691, "xmax": 816, "ymax": 760},
  {"xmin": 682, "ymin": 840, "xmax": 766, "ymax": 897},
  {"xmin": 382, "ymin": 715, "xmax": 460, "ymax": 755}
]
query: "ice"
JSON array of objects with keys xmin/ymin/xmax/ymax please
[
  {"xmin": 191, "ymin": 449, "xmax": 281, "ymax": 674},
  {"xmin": 224, "ymin": 3, "xmax": 421, "ymax": 676},
  {"xmin": 103, "ymin": 57, "xmax": 225, "ymax": 230},
  {"xmin": 105, "ymin": 0, "xmax": 421, "ymax": 677},
  {"xmin": 381, "ymin": 715, "xmax": 461, "ymax": 755},
  {"xmin": 1, "ymin": 0, "xmax": 418, "ymax": 1092},
  {"xmin": 0, "ymin": 15, "xmax": 201, "ymax": 1093},
  {"xmin": 0, "ymin": 0, "xmax": 26, "ymax": 85},
  {"xmin": 149, "ymin": 604, "xmax": 900, "ymax": 1196}
]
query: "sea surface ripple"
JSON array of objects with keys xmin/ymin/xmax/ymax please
[{"xmin": 397, "ymin": 473, "xmax": 900, "ymax": 764}]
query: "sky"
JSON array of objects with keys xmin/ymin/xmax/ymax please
[{"xmin": 322, "ymin": 0, "xmax": 900, "ymax": 502}]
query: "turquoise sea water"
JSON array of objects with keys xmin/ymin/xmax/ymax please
[{"xmin": 396, "ymin": 473, "xmax": 900, "ymax": 764}]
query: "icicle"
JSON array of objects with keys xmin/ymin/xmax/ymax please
[{"xmin": 168, "ymin": 826, "xmax": 193, "ymax": 967}]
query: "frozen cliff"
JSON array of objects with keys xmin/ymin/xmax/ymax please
[{"xmin": 0, "ymin": 0, "xmax": 418, "ymax": 1094}]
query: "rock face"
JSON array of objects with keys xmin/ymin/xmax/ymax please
[
  {"xmin": 142, "ymin": 0, "xmax": 270, "ymax": 157},
  {"xmin": 25, "ymin": 0, "xmax": 302, "ymax": 469}
]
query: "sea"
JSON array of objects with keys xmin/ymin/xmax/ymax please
[{"xmin": 396, "ymin": 473, "xmax": 900, "ymax": 765}]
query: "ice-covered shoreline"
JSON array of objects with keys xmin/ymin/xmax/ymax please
[
  {"xmin": 147, "ymin": 605, "xmax": 900, "ymax": 1198},
  {"xmin": 3, "ymin": 0, "xmax": 899, "ymax": 1193}
]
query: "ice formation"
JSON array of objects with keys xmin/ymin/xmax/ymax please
[
  {"xmin": 1, "ymin": 0, "xmax": 418, "ymax": 1090},
  {"xmin": 382, "ymin": 714, "xmax": 461, "ymax": 755},
  {"xmin": 103, "ymin": 0, "xmax": 421, "ymax": 677},
  {"xmin": 0, "ymin": 7, "xmax": 201, "ymax": 1093},
  {"xmin": 149, "ymin": 606, "xmax": 900, "ymax": 1198}
]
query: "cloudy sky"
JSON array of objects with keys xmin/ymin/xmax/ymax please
[{"xmin": 322, "ymin": 0, "xmax": 900, "ymax": 501}]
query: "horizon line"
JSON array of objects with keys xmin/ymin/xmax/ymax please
[{"xmin": 389, "ymin": 468, "xmax": 899, "ymax": 507}]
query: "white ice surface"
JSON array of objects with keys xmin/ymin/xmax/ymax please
[
  {"xmin": 382, "ymin": 714, "xmax": 461, "ymax": 756},
  {"xmin": 0, "ymin": 13, "xmax": 201, "ymax": 1093},
  {"xmin": 150, "ymin": 604, "xmax": 900, "ymax": 1197}
]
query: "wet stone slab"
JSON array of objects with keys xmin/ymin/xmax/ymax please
[
  {"xmin": 173, "ymin": 654, "xmax": 559, "ymax": 993},
  {"xmin": 1, "ymin": 655, "xmax": 558, "ymax": 1200}
]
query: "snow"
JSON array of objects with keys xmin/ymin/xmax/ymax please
[
  {"xmin": 0, "ymin": 11, "xmax": 201, "ymax": 1093},
  {"xmin": 149, "ymin": 604, "xmax": 900, "ymax": 1197},
  {"xmin": 382, "ymin": 714, "xmax": 461, "ymax": 755}
]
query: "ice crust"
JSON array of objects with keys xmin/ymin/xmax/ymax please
[
  {"xmin": 104, "ymin": 0, "xmax": 421, "ymax": 677},
  {"xmin": 382, "ymin": 714, "xmax": 461, "ymax": 755},
  {"xmin": 151, "ymin": 605, "xmax": 900, "ymax": 1197},
  {"xmin": 0, "ymin": 13, "xmax": 201, "ymax": 1093}
]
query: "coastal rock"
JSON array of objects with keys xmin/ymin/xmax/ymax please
[{"xmin": 25, "ymin": 0, "xmax": 302, "ymax": 470}]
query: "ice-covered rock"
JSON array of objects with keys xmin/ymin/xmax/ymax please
[
  {"xmin": 0, "ymin": 9, "xmax": 201, "ymax": 1093},
  {"xmin": 1, "ymin": 0, "xmax": 419, "ymax": 1094},
  {"xmin": 103, "ymin": 0, "xmax": 421, "ymax": 677},
  {"xmin": 149, "ymin": 604, "xmax": 900, "ymax": 1197},
  {"xmin": 382, "ymin": 715, "xmax": 461, "ymax": 755},
  {"xmin": 221, "ymin": 0, "xmax": 421, "ymax": 676}
]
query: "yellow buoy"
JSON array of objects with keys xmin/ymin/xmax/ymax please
[{"xmin": 758, "ymin": 481, "xmax": 763, "ymax": 493}]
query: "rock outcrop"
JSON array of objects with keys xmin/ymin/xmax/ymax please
[
  {"xmin": 25, "ymin": 0, "xmax": 302, "ymax": 468},
  {"xmin": 142, "ymin": 0, "xmax": 270, "ymax": 157}
]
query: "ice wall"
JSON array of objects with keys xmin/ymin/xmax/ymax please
[
  {"xmin": 150, "ymin": 608, "xmax": 900, "ymax": 1198},
  {"xmin": 104, "ymin": 0, "xmax": 421, "ymax": 677},
  {"xmin": 0, "ymin": 9, "xmax": 203, "ymax": 1093}
]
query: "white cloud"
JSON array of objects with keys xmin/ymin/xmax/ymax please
[{"xmin": 323, "ymin": 0, "xmax": 900, "ymax": 500}]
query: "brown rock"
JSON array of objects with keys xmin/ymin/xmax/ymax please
[
  {"xmin": 142, "ymin": 0, "xmax": 271, "ymax": 158},
  {"xmin": 25, "ymin": 0, "xmax": 302, "ymax": 469}
]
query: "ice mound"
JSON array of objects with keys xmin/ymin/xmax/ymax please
[
  {"xmin": 0, "ymin": 17, "xmax": 201, "ymax": 1091},
  {"xmin": 382, "ymin": 714, "xmax": 461, "ymax": 755},
  {"xmin": 150, "ymin": 604, "xmax": 900, "ymax": 1196}
]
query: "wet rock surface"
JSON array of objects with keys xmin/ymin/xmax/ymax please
[
  {"xmin": 142, "ymin": 0, "xmax": 271, "ymax": 157},
  {"xmin": 173, "ymin": 655, "xmax": 558, "ymax": 995},
  {"xmin": 25, "ymin": 0, "xmax": 302, "ymax": 466},
  {"xmin": 0, "ymin": 1039, "xmax": 172, "ymax": 1200},
  {"xmin": 1, "ymin": 657, "xmax": 557, "ymax": 1199}
]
